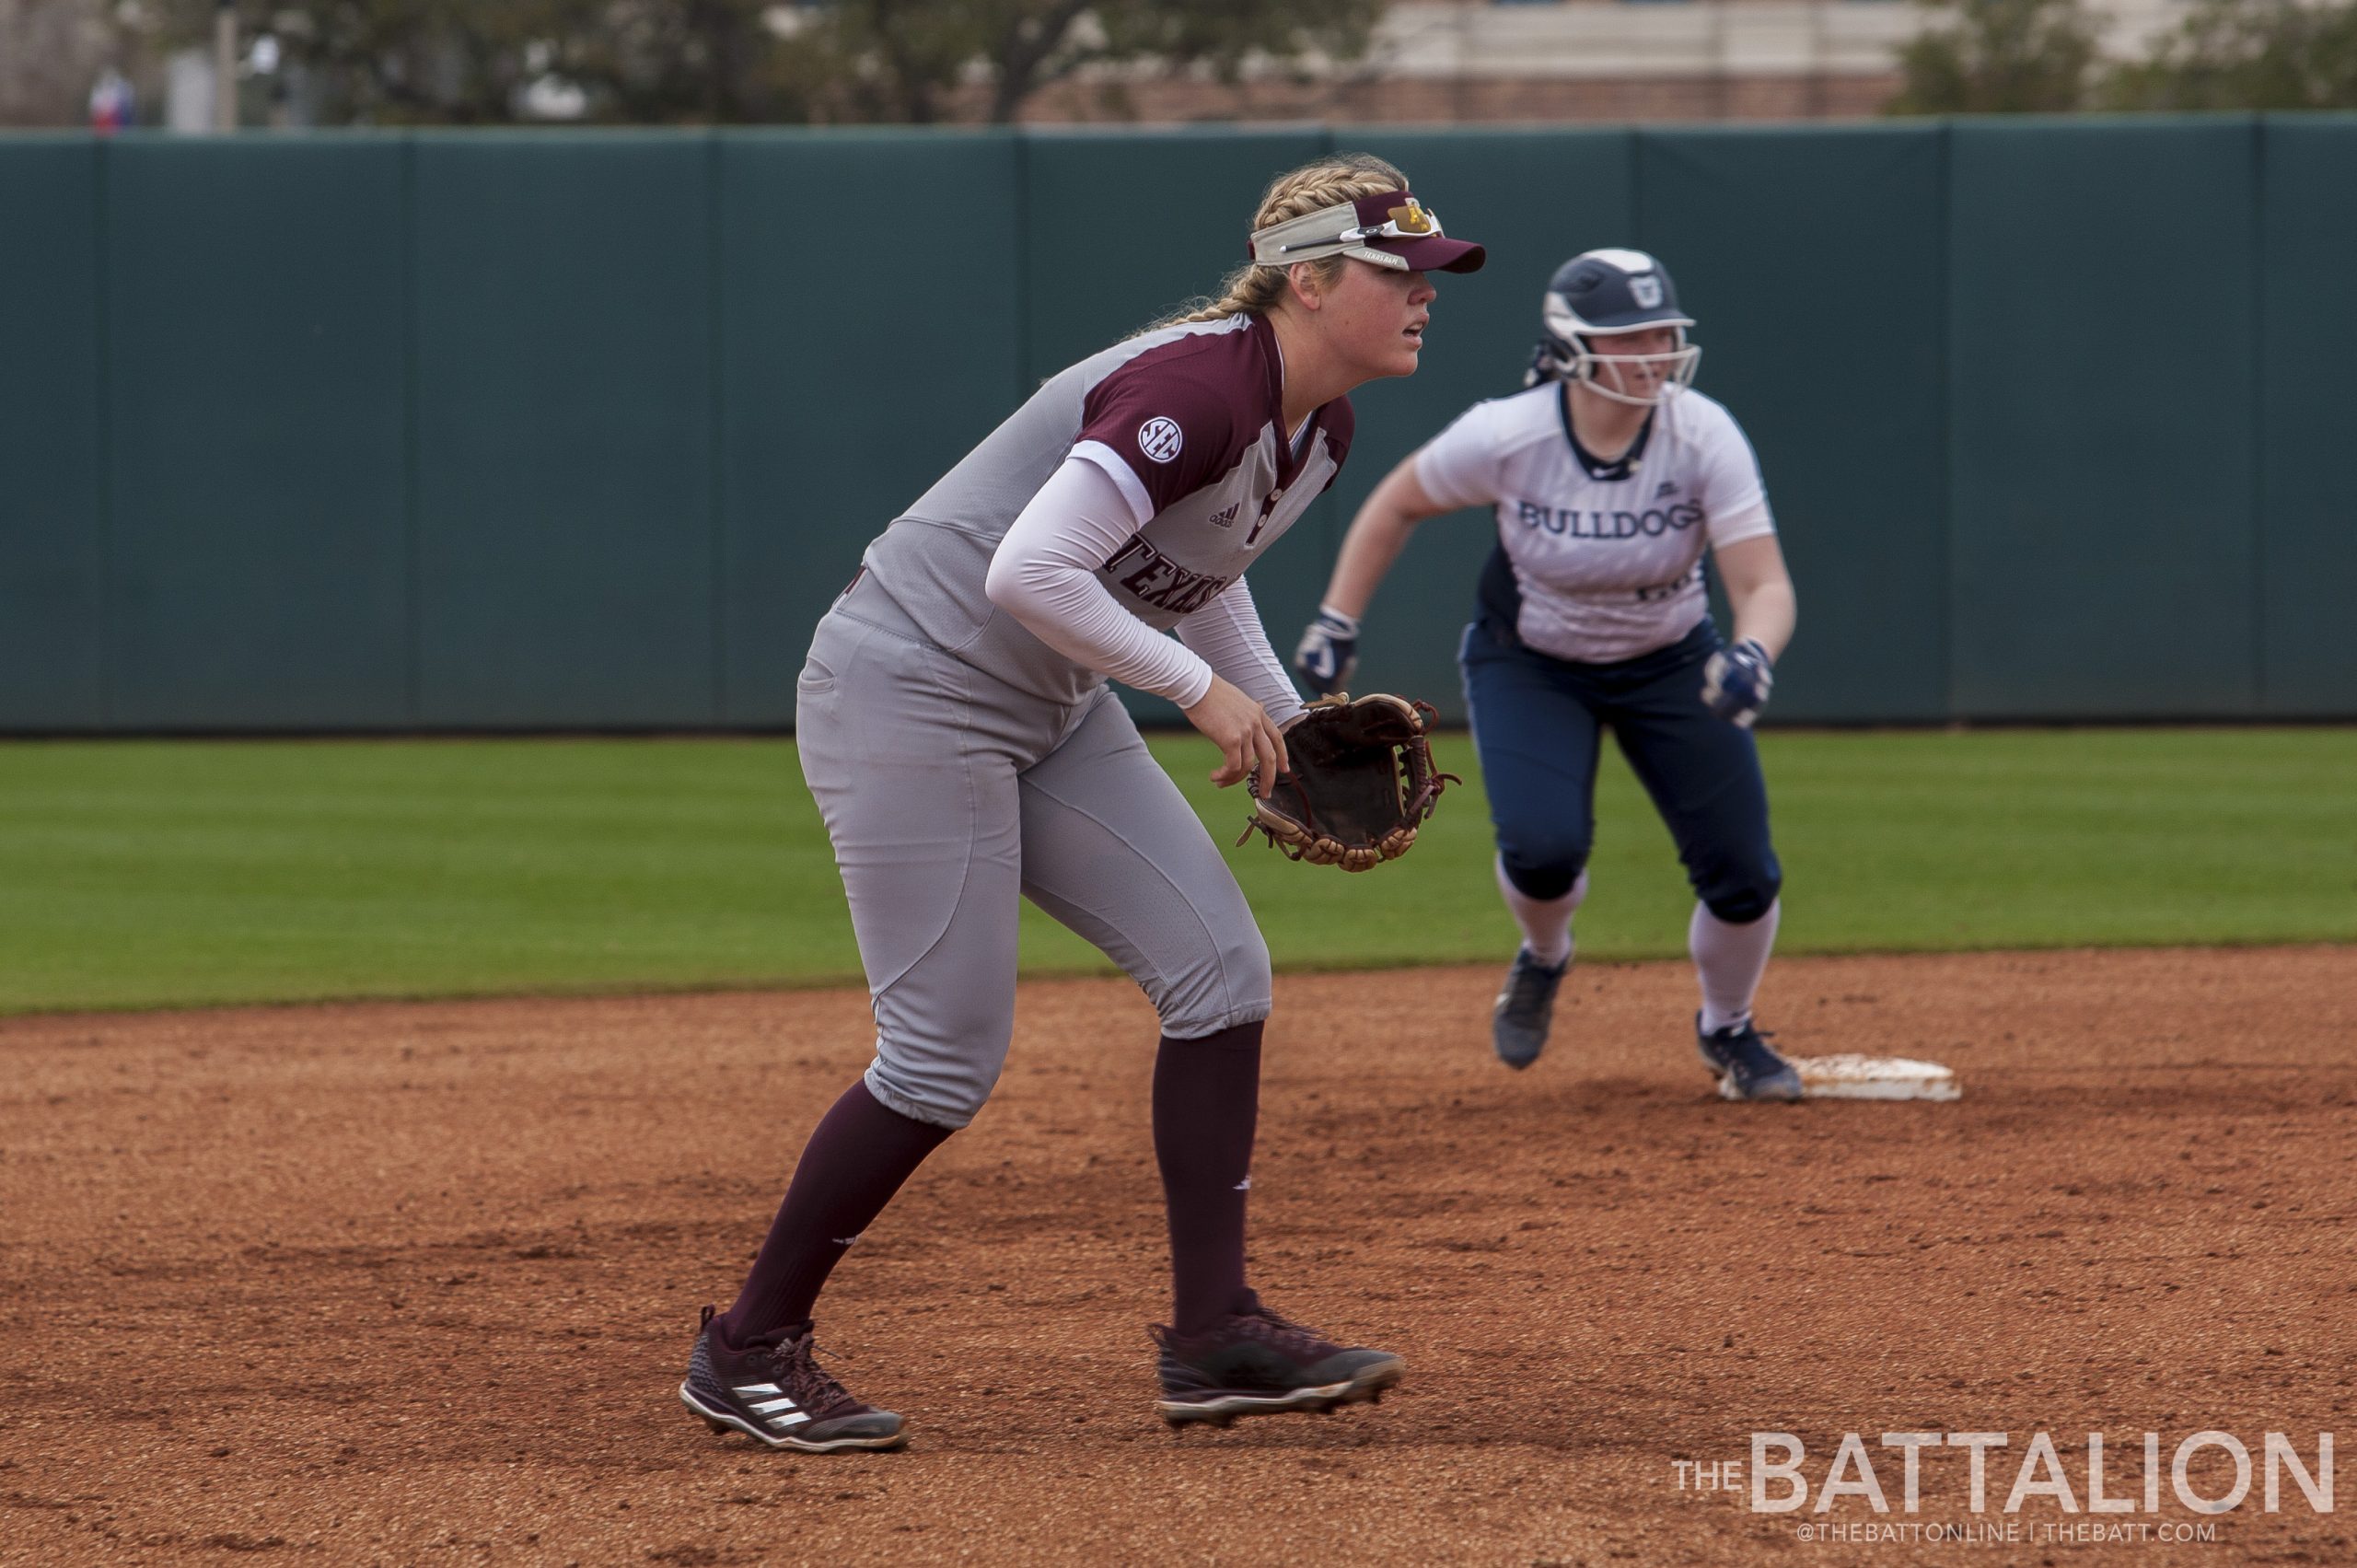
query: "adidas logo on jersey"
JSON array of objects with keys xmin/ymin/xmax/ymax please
[
  {"xmin": 1208, "ymin": 502, "xmax": 1240, "ymax": 529},
  {"xmin": 1654, "ymin": 480, "xmax": 1680, "ymax": 500}
]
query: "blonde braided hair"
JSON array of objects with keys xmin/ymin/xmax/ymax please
[{"xmin": 1157, "ymin": 153, "xmax": 1411, "ymax": 329}]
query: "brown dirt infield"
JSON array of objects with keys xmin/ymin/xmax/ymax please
[{"xmin": 4, "ymin": 947, "xmax": 2351, "ymax": 1567}]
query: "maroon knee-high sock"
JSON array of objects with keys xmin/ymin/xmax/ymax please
[
  {"xmin": 1153, "ymin": 1020, "xmax": 1263, "ymax": 1336},
  {"xmin": 714, "ymin": 1079, "xmax": 953, "ymax": 1346}
]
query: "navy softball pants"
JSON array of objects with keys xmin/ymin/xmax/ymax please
[{"xmin": 1459, "ymin": 615, "xmax": 1781, "ymax": 923}]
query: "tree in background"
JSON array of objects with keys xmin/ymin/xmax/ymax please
[
  {"xmin": 151, "ymin": 0, "xmax": 807, "ymax": 123},
  {"xmin": 562, "ymin": 0, "xmax": 810, "ymax": 122},
  {"xmin": 2, "ymin": 0, "xmax": 146, "ymax": 125},
  {"xmin": 1886, "ymin": 0, "xmax": 2101, "ymax": 111},
  {"xmin": 798, "ymin": 0, "xmax": 1381, "ymax": 123},
  {"xmin": 2104, "ymin": 0, "xmax": 2357, "ymax": 109},
  {"xmin": 146, "ymin": 0, "xmax": 1379, "ymax": 124}
]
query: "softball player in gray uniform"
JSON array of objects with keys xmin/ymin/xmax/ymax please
[
  {"xmin": 1295, "ymin": 250, "xmax": 1805, "ymax": 1101},
  {"xmin": 679, "ymin": 155, "xmax": 1485, "ymax": 1450}
]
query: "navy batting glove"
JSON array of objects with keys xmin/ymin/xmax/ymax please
[
  {"xmin": 1701, "ymin": 638, "xmax": 1774, "ymax": 727},
  {"xmin": 1294, "ymin": 606, "xmax": 1361, "ymax": 697}
]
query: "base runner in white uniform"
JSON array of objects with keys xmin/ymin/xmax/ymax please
[
  {"xmin": 677, "ymin": 157, "xmax": 1487, "ymax": 1451},
  {"xmin": 1295, "ymin": 250, "xmax": 1806, "ymax": 1101}
]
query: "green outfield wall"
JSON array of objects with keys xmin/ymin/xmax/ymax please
[{"xmin": 3, "ymin": 118, "xmax": 2352, "ymax": 731}]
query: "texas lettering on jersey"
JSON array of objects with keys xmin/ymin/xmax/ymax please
[{"xmin": 1102, "ymin": 533, "xmax": 1234, "ymax": 615}]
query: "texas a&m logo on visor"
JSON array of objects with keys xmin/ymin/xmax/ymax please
[
  {"xmin": 1137, "ymin": 417, "xmax": 1184, "ymax": 464},
  {"xmin": 1384, "ymin": 198, "xmax": 1435, "ymax": 235}
]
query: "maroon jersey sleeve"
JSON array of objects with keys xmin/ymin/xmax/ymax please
[{"xmin": 1074, "ymin": 348, "xmax": 1250, "ymax": 521}]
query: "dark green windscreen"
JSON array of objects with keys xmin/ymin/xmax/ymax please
[
  {"xmin": 2258, "ymin": 116, "xmax": 2357, "ymax": 716},
  {"xmin": 0, "ymin": 141, "xmax": 105, "ymax": 727},
  {"xmin": 410, "ymin": 134, "xmax": 719, "ymax": 726},
  {"xmin": 1946, "ymin": 118, "xmax": 2260, "ymax": 719},
  {"xmin": 105, "ymin": 139, "xmax": 412, "ymax": 727},
  {"xmin": 1, "ymin": 122, "xmax": 2347, "ymax": 730}
]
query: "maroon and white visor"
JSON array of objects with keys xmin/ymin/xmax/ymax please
[{"xmin": 1248, "ymin": 192, "xmax": 1485, "ymax": 275}]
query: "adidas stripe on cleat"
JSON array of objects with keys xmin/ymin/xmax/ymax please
[{"xmin": 678, "ymin": 1306, "xmax": 907, "ymax": 1453}]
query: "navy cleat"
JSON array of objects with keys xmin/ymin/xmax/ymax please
[
  {"xmin": 1696, "ymin": 1014, "xmax": 1804, "ymax": 1102},
  {"xmin": 679, "ymin": 1306, "xmax": 908, "ymax": 1453},
  {"xmin": 1492, "ymin": 947, "xmax": 1569, "ymax": 1070},
  {"xmin": 1152, "ymin": 1294, "xmax": 1403, "ymax": 1429}
]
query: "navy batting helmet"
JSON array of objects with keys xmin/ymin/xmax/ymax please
[{"xmin": 1530, "ymin": 249, "xmax": 1701, "ymax": 406}]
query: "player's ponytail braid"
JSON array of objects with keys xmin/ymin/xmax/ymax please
[{"xmin": 1157, "ymin": 154, "xmax": 1411, "ymax": 328}]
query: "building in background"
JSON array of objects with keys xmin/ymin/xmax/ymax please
[
  {"xmin": 0, "ymin": 0, "xmax": 2232, "ymax": 129},
  {"xmin": 1008, "ymin": 0, "xmax": 2201, "ymax": 123}
]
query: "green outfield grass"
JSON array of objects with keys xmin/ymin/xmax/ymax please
[{"xmin": 0, "ymin": 729, "xmax": 2350, "ymax": 1015}]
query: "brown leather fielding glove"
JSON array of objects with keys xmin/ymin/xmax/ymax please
[{"xmin": 1237, "ymin": 693, "xmax": 1456, "ymax": 872}]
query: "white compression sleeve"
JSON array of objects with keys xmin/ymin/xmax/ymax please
[
  {"xmin": 1176, "ymin": 578, "xmax": 1306, "ymax": 730},
  {"xmin": 1497, "ymin": 856, "xmax": 1585, "ymax": 968},
  {"xmin": 1691, "ymin": 898, "xmax": 1782, "ymax": 1033},
  {"xmin": 984, "ymin": 456, "xmax": 1215, "ymax": 707}
]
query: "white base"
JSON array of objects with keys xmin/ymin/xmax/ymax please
[{"xmin": 1791, "ymin": 1054, "xmax": 1960, "ymax": 1101}]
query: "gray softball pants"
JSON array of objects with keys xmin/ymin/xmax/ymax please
[{"xmin": 795, "ymin": 587, "xmax": 1273, "ymax": 1130}]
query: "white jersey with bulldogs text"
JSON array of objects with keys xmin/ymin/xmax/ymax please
[
  {"xmin": 1414, "ymin": 383, "xmax": 1774, "ymax": 665},
  {"xmin": 861, "ymin": 312, "xmax": 1352, "ymax": 705}
]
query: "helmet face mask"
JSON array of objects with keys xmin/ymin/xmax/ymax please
[
  {"xmin": 1533, "ymin": 249, "xmax": 1701, "ymax": 407},
  {"xmin": 1540, "ymin": 325, "xmax": 1701, "ymax": 408}
]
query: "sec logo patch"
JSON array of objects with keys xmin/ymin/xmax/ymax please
[{"xmin": 1137, "ymin": 417, "xmax": 1184, "ymax": 464}]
